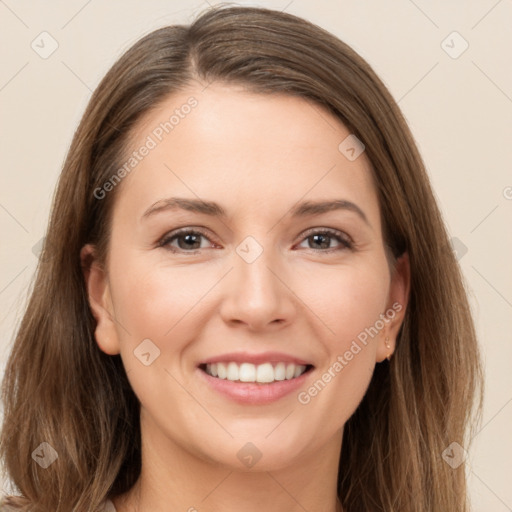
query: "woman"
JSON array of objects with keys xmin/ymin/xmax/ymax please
[{"xmin": 0, "ymin": 5, "xmax": 484, "ymax": 511}]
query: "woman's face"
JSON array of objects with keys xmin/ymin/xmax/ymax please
[{"xmin": 84, "ymin": 83, "xmax": 409, "ymax": 471}]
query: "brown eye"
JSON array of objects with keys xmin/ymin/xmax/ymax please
[
  {"xmin": 297, "ymin": 228, "xmax": 353, "ymax": 252},
  {"xmin": 159, "ymin": 228, "xmax": 214, "ymax": 252}
]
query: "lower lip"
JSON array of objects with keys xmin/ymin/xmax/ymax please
[{"xmin": 197, "ymin": 367, "xmax": 313, "ymax": 405}]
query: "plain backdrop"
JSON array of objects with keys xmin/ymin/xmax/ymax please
[{"xmin": 1, "ymin": 1, "xmax": 511, "ymax": 510}]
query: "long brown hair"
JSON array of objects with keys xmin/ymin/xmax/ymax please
[{"xmin": 0, "ymin": 5, "xmax": 484, "ymax": 511}]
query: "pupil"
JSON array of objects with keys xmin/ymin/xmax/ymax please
[
  {"xmin": 180, "ymin": 234, "xmax": 199, "ymax": 249},
  {"xmin": 312, "ymin": 234, "xmax": 329, "ymax": 249}
]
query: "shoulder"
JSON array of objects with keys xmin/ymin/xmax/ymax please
[{"xmin": 0, "ymin": 496, "xmax": 116, "ymax": 511}]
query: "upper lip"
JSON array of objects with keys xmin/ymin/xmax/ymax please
[{"xmin": 199, "ymin": 351, "xmax": 314, "ymax": 367}]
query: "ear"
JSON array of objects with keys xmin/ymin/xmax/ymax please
[
  {"xmin": 376, "ymin": 252, "xmax": 410, "ymax": 363},
  {"xmin": 80, "ymin": 243, "xmax": 121, "ymax": 355}
]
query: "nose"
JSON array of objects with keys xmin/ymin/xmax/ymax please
[{"xmin": 219, "ymin": 243, "xmax": 296, "ymax": 332}]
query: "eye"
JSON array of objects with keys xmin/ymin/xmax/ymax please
[
  {"xmin": 296, "ymin": 228, "xmax": 353, "ymax": 252},
  {"xmin": 158, "ymin": 228, "xmax": 217, "ymax": 253},
  {"xmin": 157, "ymin": 227, "xmax": 354, "ymax": 254}
]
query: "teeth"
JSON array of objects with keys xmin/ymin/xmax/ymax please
[
  {"xmin": 217, "ymin": 362, "xmax": 227, "ymax": 379},
  {"xmin": 227, "ymin": 362, "xmax": 239, "ymax": 381},
  {"xmin": 274, "ymin": 362, "xmax": 286, "ymax": 381},
  {"xmin": 204, "ymin": 362, "xmax": 307, "ymax": 383},
  {"xmin": 256, "ymin": 363, "xmax": 274, "ymax": 383},
  {"xmin": 239, "ymin": 362, "xmax": 256, "ymax": 382}
]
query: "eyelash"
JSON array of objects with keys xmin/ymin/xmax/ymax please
[{"xmin": 157, "ymin": 227, "xmax": 354, "ymax": 254}]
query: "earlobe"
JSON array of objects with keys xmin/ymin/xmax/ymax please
[
  {"xmin": 379, "ymin": 252, "xmax": 411, "ymax": 362},
  {"xmin": 80, "ymin": 244, "xmax": 121, "ymax": 355}
]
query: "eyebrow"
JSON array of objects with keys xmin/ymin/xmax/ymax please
[{"xmin": 142, "ymin": 197, "xmax": 370, "ymax": 226}]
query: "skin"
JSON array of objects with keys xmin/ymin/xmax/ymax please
[{"xmin": 82, "ymin": 82, "xmax": 410, "ymax": 512}]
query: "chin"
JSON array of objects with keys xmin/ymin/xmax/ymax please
[{"xmin": 194, "ymin": 431, "xmax": 313, "ymax": 472}]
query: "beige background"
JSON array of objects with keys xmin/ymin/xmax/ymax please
[{"xmin": 1, "ymin": 0, "xmax": 511, "ymax": 509}]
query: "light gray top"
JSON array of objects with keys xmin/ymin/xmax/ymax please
[{"xmin": 102, "ymin": 499, "xmax": 116, "ymax": 511}]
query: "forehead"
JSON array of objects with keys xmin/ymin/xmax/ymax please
[{"xmin": 112, "ymin": 83, "xmax": 380, "ymax": 227}]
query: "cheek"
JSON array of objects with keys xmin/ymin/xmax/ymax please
[
  {"xmin": 337, "ymin": 275, "xmax": 388, "ymax": 345},
  {"xmin": 294, "ymin": 259, "xmax": 390, "ymax": 346},
  {"xmin": 298, "ymin": 263, "xmax": 388, "ymax": 419},
  {"xmin": 108, "ymin": 256, "xmax": 206, "ymax": 407},
  {"xmin": 292, "ymin": 260, "xmax": 388, "ymax": 413},
  {"xmin": 112, "ymin": 263, "xmax": 203, "ymax": 331}
]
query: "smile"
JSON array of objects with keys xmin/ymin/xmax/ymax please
[{"xmin": 201, "ymin": 361, "xmax": 312, "ymax": 384}]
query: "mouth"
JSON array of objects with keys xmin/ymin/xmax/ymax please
[
  {"xmin": 199, "ymin": 361, "xmax": 314, "ymax": 384},
  {"xmin": 196, "ymin": 351, "xmax": 315, "ymax": 404}
]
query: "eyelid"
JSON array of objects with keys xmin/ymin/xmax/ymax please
[{"xmin": 298, "ymin": 226, "xmax": 352, "ymax": 242}]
